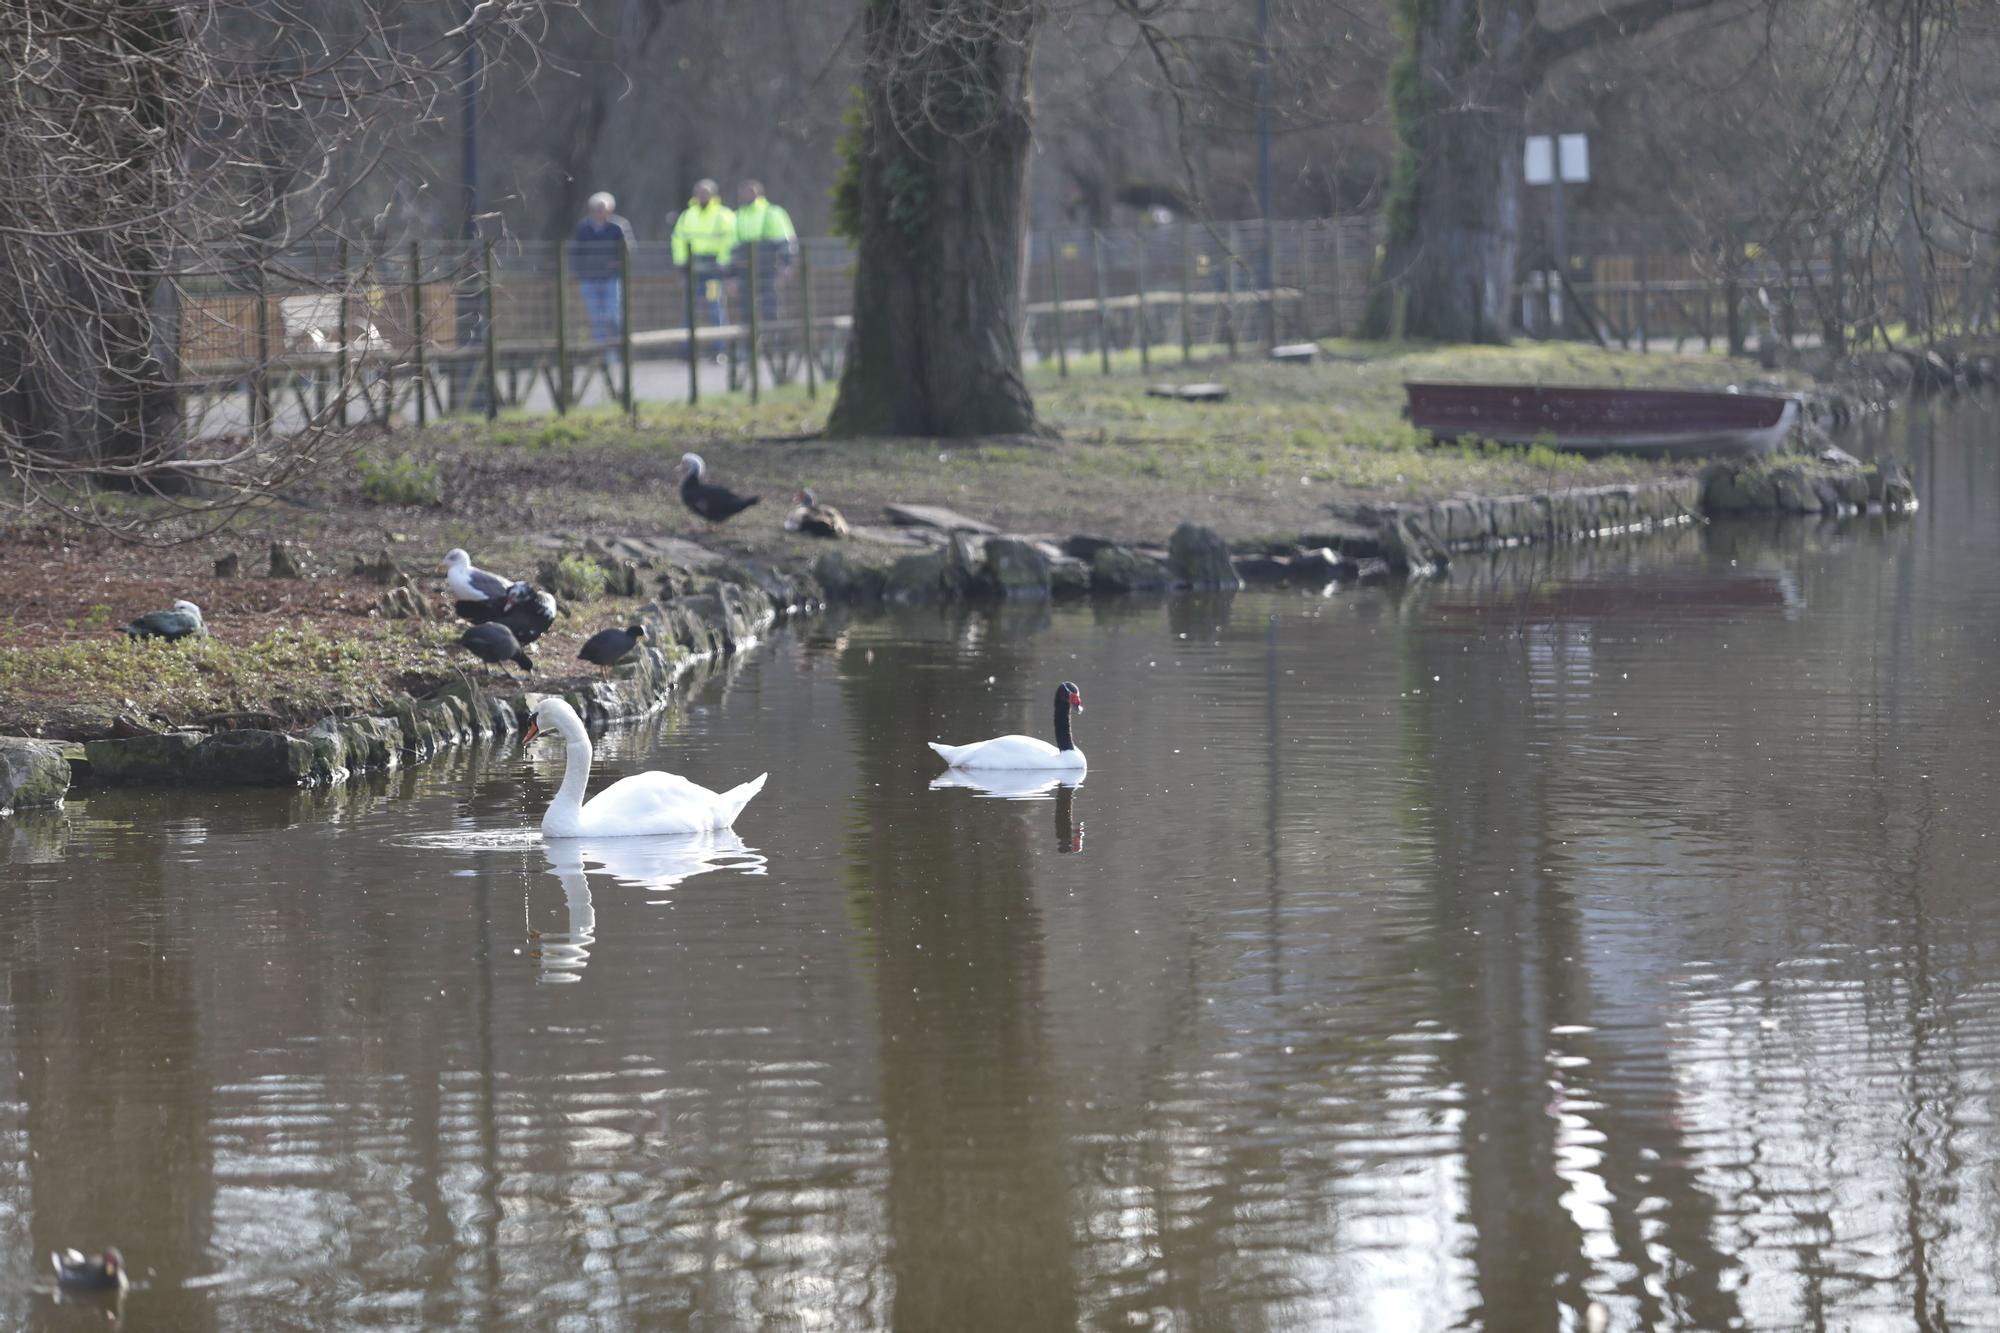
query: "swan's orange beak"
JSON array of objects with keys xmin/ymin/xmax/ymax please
[{"xmin": 522, "ymin": 719, "xmax": 541, "ymax": 745}]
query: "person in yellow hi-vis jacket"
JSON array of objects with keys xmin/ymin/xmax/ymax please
[
  {"xmin": 734, "ymin": 179, "xmax": 797, "ymax": 326},
  {"xmin": 670, "ymin": 179, "xmax": 735, "ymax": 347}
]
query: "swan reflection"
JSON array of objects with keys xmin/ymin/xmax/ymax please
[
  {"xmin": 535, "ymin": 833, "xmax": 767, "ymax": 982},
  {"xmin": 927, "ymin": 768, "xmax": 1086, "ymax": 801}
]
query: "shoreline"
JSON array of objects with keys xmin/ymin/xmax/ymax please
[{"xmin": 0, "ymin": 454, "xmax": 1917, "ymax": 813}]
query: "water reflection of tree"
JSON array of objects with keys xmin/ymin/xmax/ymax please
[
  {"xmin": 837, "ymin": 605, "xmax": 1080, "ymax": 1328},
  {"xmin": 1408, "ymin": 601, "xmax": 1746, "ymax": 1329},
  {"xmin": 6, "ymin": 800, "xmax": 215, "ymax": 1330}
]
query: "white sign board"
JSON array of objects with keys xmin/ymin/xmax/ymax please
[
  {"xmin": 1559, "ymin": 134, "xmax": 1589, "ymax": 184},
  {"xmin": 1524, "ymin": 134, "xmax": 1589, "ymax": 185},
  {"xmin": 1524, "ymin": 136, "xmax": 1553, "ymax": 185}
]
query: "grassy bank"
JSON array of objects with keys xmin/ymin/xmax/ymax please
[{"xmin": 1, "ymin": 340, "xmax": 1800, "ymax": 740}]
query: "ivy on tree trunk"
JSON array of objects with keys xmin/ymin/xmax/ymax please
[{"xmin": 826, "ymin": 0, "xmax": 1047, "ymax": 439}]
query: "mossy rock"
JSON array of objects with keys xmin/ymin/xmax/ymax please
[
  {"xmin": 1166, "ymin": 523, "xmax": 1241, "ymax": 590},
  {"xmin": 977, "ymin": 538, "xmax": 1051, "ymax": 599},
  {"xmin": 1089, "ymin": 546, "xmax": 1170, "ymax": 593},
  {"xmin": 0, "ymin": 737, "xmax": 71, "ymax": 811}
]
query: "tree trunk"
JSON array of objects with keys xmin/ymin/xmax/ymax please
[
  {"xmin": 826, "ymin": 1, "xmax": 1046, "ymax": 439},
  {"xmin": 1364, "ymin": 0, "xmax": 1535, "ymax": 341}
]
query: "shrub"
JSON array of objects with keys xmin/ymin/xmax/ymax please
[{"xmin": 356, "ymin": 452, "xmax": 443, "ymax": 507}]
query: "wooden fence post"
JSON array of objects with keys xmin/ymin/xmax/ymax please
[
  {"xmin": 801, "ymin": 242, "xmax": 817, "ymax": 400},
  {"xmin": 410, "ymin": 239, "xmax": 428, "ymax": 427},
  {"xmin": 1092, "ymin": 229, "xmax": 1111, "ymax": 375},
  {"xmin": 335, "ymin": 238, "xmax": 350, "ymax": 428},
  {"xmin": 1180, "ymin": 222, "xmax": 1193, "ymax": 363},
  {"xmin": 620, "ymin": 236, "xmax": 634, "ymax": 419},
  {"xmin": 1049, "ymin": 232, "xmax": 1069, "ymax": 378},
  {"xmin": 747, "ymin": 240, "xmax": 760, "ymax": 405},
  {"xmin": 684, "ymin": 251, "xmax": 699, "ymax": 405},
  {"xmin": 553, "ymin": 240, "xmax": 570, "ymax": 415},
  {"xmin": 253, "ymin": 262, "xmax": 271, "ymax": 439},
  {"xmin": 482, "ymin": 240, "xmax": 499, "ymax": 421},
  {"xmin": 1134, "ymin": 231, "xmax": 1151, "ymax": 373},
  {"xmin": 1224, "ymin": 222, "xmax": 1240, "ymax": 360}
]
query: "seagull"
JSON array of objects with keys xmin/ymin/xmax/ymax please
[
  {"xmin": 784, "ymin": 488, "xmax": 850, "ymax": 539},
  {"xmin": 121, "ymin": 599, "xmax": 205, "ymax": 642},
  {"xmin": 578, "ymin": 623, "xmax": 647, "ymax": 674},
  {"xmin": 676, "ymin": 453, "xmax": 760, "ymax": 525},
  {"xmin": 444, "ymin": 548, "xmax": 514, "ymax": 622},
  {"xmin": 458, "ymin": 622, "xmax": 534, "ymax": 676}
]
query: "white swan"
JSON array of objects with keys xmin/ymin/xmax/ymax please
[
  {"xmin": 928, "ymin": 682, "xmax": 1087, "ymax": 771},
  {"xmin": 525, "ymin": 697, "xmax": 767, "ymax": 837}
]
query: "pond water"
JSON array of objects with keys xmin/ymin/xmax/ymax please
[{"xmin": 5, "ymin": 401, "xmax": 2000, "ymax": 1330}]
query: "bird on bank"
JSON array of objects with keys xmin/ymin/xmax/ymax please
[
  {"xmin": 675, "ymin": 453, "xmax": 760, "ymax": 525},
  {"xmin": 121, "ymin": 599, "xmax": 205, "ymax": 642},
  {"xmin": 578, "ymin": 623, "xmax": 647, "ymax": 674},
  {"xmin": 784, "ymin": 488, "xmax": 850, "ymax": 539},
  {"xmin": 493, "ymin": 582, "xmax": 558, "ymax": 647},
  {"xmin": 52, "ymin": 1247, "xmax": 128, "ymax": 1294},
  {"xmin": 458, "ymin": 622, "xmax": 534, "ymax": 675},
  {"xmin": 525, "ymin": 697, "xmax": 766, "ymax": 837},
  {"xmin": 929, "ymin": 681, "xmax": 1087, "ymax": 771},
  {"xmin": 444, "ymin": 548, "xmax": 516, "ymax": 623}
]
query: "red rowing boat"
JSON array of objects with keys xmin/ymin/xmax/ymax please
[{"xmin": 1405, "ymin": 382, "xmax": 1800, "ymax": 458}]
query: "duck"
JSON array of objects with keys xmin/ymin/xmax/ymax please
[
  {"xmin": 784, "ymin": 488, "xmax": 850, "ymax": 539},
  {"xmin": 676, "ymin": 453, "xmax": 760, "ymax": 524},
  {"xmin": 578, "ymin": 623, "xmax": 646, "ymax": 673},
  {"xmin": 928, "ymin": 681, "xmax": 1086, "ymax": 771},
  {"xmin": 444, "ymin": 548, "xmax": 515, "ymax": 623},
  {"xmin": 493, "ymin": 582, "xmax": 558, "ymax": 647},
  {"xmin": 121, "ymin": 599, "xmax": 205, "ymax": 642},
  {"xmin": 459, "ymin": 622, "xmax": 533, "ymax": 674},
  {"xmin": 524, "ymin": 697, "xmax": 766, "ymax": 837},
  {"xmin": 52, "ymin": 1247, "xmax": 128, "ymax": 1294}
]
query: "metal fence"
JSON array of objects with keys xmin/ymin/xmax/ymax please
[{"xmin": 175, "ymin": 217, "xmax": 1388, "ymax": 438}]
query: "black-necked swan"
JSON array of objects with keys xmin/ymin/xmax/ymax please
[
  {"xmin": 784, "ymin": 488, "xmax": 850, "ymax": 539},
  {"xmin": 459, "ymin": 622, "xmax": 533, "ymax": 674},
  {"xmin": 122, "ymin": 599, "xmax": 205, "ymax": 641},
  {"xmin": 579, "ymin": 623, "xmax": 647, "ymax": 672},
  {"xmin": 525, "ymin": 697, "xmax": 767, "ymax": 837},
  {"xmin": 929, "ymin": 682, "xmax": 1087, "ymax": 771},
  {"xmin": 676, "ymin": 453, "xmax": 760, "ymax": 524},
  {"xmin": 445, "ymin": 548, "xmax": 515, "ymax": 622}
]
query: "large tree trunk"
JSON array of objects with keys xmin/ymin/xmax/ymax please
[
  {"xmin": 1364, "ymin": 0, "xmax": 1535, "ymax": 341},
  {"xmin": 826, "ymin": 1, "xmax": 1046, "ymax": 439}
]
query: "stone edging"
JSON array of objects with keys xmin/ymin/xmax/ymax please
[
  {"xmin": 0, "ymin": 570, "xmax": 815, "ymax": 813},
  {"xmin": 0, "ymin": 455, "xmax": 1919, "ymax": 813}
]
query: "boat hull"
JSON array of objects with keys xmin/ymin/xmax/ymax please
[{"xmin": 1405, "ymin": 382, "xmax": 1800, "ymax": 459}]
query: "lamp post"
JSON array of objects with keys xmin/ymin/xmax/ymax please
[{"xmin": 1256, "ymin": 0, "xmax": 1273, "ymax": 302}]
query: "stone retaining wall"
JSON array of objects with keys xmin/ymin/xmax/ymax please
[{"xmin": 0, "ymin": 564, "xmax": 814, "ymax": 811}]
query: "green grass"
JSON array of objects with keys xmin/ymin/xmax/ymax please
[{"xmin": 0, "ymin": 620, "xmax": 457, "ymax": 726}]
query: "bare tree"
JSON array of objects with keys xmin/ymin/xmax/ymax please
[{"xmin": 0, "ymin": 0, "xmax": 559, "ymax": 528}]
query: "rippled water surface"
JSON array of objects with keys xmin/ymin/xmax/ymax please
[{"xmin": 6, "ymin": 403, "xmax": 2000, "ymax": 1330}]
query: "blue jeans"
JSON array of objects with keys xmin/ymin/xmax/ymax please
[{"xmin": 578, "ymin": 277, "xmax": 621, "ymax": 354}]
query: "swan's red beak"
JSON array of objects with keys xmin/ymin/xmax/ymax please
[
  {"xmin": 522, "ymin": 720, "xmax": 541, "ymax": 745},
  {"xmin": 1069, "ymin": 688, "xmax": 1084, "ymax": 711}
]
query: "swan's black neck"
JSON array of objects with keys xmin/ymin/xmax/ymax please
[{"xmin": 1053, "ymin": 693, "xmax": 1076, "ymax": 751}]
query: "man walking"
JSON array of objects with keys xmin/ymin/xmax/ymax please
[
  {"xmin": 670, "ymin": 179, "xmax": 735, "ymax": 343},
  {"xmin": 735, "ymin": 179, "xmax": 797, "ymax": 326},
  {"xmin": 570, "ymin": 191, "xmax": 633, "ymax": 366}
]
